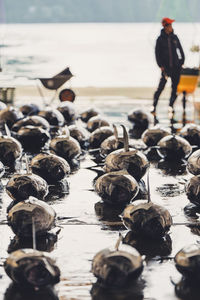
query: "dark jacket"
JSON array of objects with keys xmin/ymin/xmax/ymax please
[{"xmin": 155, "ymin": 29, "xmax": 185, "ymax": 72}]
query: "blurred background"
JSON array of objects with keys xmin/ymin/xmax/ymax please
[{"xmin": 0, "ymin": 0, "xmax": 200, "ymax": 88}]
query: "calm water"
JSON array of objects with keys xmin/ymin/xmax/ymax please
[{"xmin": 0, "ymin": 23, "xmax": 200, "ymax": 87}]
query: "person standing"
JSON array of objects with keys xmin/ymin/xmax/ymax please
[{"xmin": 151, "ymin": 17, "xmax": 185, "ymax": 117}]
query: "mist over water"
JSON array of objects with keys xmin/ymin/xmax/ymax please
[{"xmin": 0, "ymin": 22, "xmax": 200, "ymax": 87}]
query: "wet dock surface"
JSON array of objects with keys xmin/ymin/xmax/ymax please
[{"xmin": 0, "ymin": 96, "xmax": 199, "ymax": 299}]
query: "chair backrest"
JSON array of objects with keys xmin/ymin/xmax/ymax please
[
  {"xmin": 53, "ymin": 67, "xmax": 73, "ymax": 78},
  {"xmin": 39, "ymin": 67, "xmax": 73, "ymax": 90}
]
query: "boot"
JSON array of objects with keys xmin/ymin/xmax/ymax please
[{"xmin": 150, "ymin": 106, "xmax": 156, "ymax": 116}]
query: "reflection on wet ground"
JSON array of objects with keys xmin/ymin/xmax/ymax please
[
  {"xmin": 4, "ymin": 284, "xmax": 59, "ymax": 300},
  {"xmin": 156, "ymin": 183, "xmax": 185, "ymax": 197},
  {"xmin": 90, "ymin": 278, "xmax": 145, "ymax": 300},
  {"xmin": 0, "ymin": 97, "xmax": 199, "ymax": 299}
]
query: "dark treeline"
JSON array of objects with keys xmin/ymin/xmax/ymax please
[{"xmin": 2, "ymin": 0, "xmax": 200, "ymax": 23}]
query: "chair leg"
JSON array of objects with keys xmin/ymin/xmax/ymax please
[
  {"xmin": 36, "ymin": 79, "xmax": 48, "ymax": 106},
  {"xmin": 182, "ymin": 91, "xmax": 186, "ymax": 112},
  {"xmin": 49, "ymin": 89, "xmax": 58, "ymax": 104}
]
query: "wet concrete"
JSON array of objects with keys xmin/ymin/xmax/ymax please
[{"xmin": 0, "ymin": 97, "xmax": 199, "ymax": 299}]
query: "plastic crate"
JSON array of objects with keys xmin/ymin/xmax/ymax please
[{"xmin": 177, "ymin": 67, "xmax": 199, "ymax": 94}]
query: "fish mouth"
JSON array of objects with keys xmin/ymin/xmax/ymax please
[
  {"xmin": 25, "ymin": 261, "xmax": 52, "ymax": 287},
  {"xmin": 110, "ymin": 186, "xmax": 132, "ymax": 205},
  {"xmin": 142, "ymin": 217, "xmax": 166, "ymax": 239}
]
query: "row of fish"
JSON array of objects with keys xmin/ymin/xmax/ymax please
[
  {"xmin": 1, "ymin": 100, "xmax": 200, "ymax": 299},
  {"xmin": 87, "ymin": 109, "xmax": 200, "ymax": 299},
  {"xmin": 0, "ymin": 100, "xmax": 92, "ymax": 299}
]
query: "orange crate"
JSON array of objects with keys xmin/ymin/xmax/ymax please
[{"xmin": 177, "ymin": 68, "xmax": 199, "ymax": 94}]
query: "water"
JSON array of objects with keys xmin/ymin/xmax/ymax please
[{"xmin": 0, "ymin": 23, "xmax": 200, "ymax": 87}]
